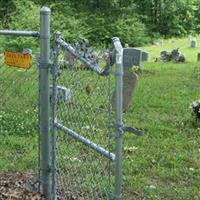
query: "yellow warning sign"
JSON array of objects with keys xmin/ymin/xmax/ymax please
[{"xmin": 4, "ymin": 51, "xmax": 32, "ymax": 69}]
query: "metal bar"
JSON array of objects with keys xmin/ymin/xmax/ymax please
[
  {"xmin": 39, "ymin": 7, "xmax": 51, "ymax": 199},
  {"xmin": 0, "ymin": 30, "xmax": 39, "ymax": 37},
  {"xmin": 51, "ymin": 45, "xmax": 59, "ymax": 200},
  {"xmin": 112, "ymin": 37, "xmax": 124, "ymax": 200},
  {"xmin": 56, "ymin": 37, "xmax": 104, "ymax": 75},
  {"xmin": 55, "ymin": 122, "xmax": 116, "ymax": 161}
]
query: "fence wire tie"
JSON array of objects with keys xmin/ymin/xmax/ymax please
[{"xmin": 36, "ymin": 55, "xmax": 52, "ymax": 69}]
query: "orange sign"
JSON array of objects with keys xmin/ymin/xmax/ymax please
[{"xmin": 4, "ymin": 51, "xmax": 32, "ymax": 69}]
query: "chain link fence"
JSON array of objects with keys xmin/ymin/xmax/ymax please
[
  {"xmin": 51, "ymin": 43, "xmax": 116, "ymax": 199},
  {"xmin": 0, "ymin": 8, "xmax": 137, "ymax": 199},
  {"xmin": 0, "ymin": 52, "xmax": 39, "ymax": 195}
]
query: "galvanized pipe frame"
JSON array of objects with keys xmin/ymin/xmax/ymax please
[
  {"xmin": 39, "ymin": 7, "xmax": 51, "ymax": 200},
  {"xmin": 0, "ymin": 8, "xmax": 125, "ymax": 200},
  {"xmin": 50, "ymin": 42, "xmax": 60, "ymax": 200},
  {"xmin": 0, "ymin": 30, "xmax": 40, "ymax": 37},
  {"xmin": 112, "ymin": 37, "xmax": 124, "ymax": 200},
  {"xmin": 55, "ymin": 122, "xmax": 116, "ymax": 161},
  {"xmin": 54, "ymin": 36, "xmax": 125, "ymax": 200}
]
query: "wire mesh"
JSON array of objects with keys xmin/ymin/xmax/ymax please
[
  {"xmin": 53, "ymin": 49, "xmax": 116, "ymax": 200},
  {"xmin": 0, "ymin": 52, "xmax": 39, "ymax": 189}
]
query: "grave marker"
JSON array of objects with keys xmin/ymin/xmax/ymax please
[
  {"xmin": 142, "ymin": 51, "xmax": 149, "ymax": 61},
  {"xmin": 112, "ymin": 70, "xmax": 137, "ymax": 112},
  {"xmin": 123, "ymin": 48, "xmax": 142, "ymax": 68},
  {"xmin": 191, "ymin": 40, "xmax": 197, "ymax": 48}
]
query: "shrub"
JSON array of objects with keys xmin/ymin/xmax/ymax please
[
  {"xmin": 1, "ymin": 0, "xmax": 40, "ymax": 52},
  {"xmin": 191, "ymin": 100, "xmax": 200, "ymax": 119}
]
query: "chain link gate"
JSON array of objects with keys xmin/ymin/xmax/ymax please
[
  {"xmin": 50, "ymin": 33, "xmax": 120, "ymax": 199},
  {"xmin": 0, "ymin": 6, "xmax": 143, "ymax": 200},
  {"xmin": 50, "ymin": 32, "xmax": 143, "ymax": 199}
]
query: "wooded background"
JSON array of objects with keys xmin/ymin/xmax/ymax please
[{"xmin": 0, "ymin": 0, "xmax": 199, "ymax": 48}]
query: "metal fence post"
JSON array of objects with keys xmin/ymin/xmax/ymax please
[
  {"xmin": 51, "ymin": 42, "xmax": 60, "ymax": 200},
  {"xmin": 39, "ymin": 6, "xmax": 51, "ymax": 199},
  {"xmin": 112, "ymin": 37, "xmax": 124, "ymax": 200}
]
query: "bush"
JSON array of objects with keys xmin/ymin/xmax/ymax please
[
  {"xmin": 191, "ymin": 100, "xmax": 200, "ymax": 119},
  {"xmin": 1, "ymin": 0, "xmax": 40, "ymax": 52},
  {"xmin": 0, "ymin": 0, "xmax": 149, "ymax": 51},
  {"xmin": 115, "ymin": 17, "xmax": 149, "ymax": 47}
]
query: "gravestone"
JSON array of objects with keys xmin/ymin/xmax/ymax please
[
  {"xmin": 111, "ymin": 70, "xmax": 138, "ymax": 112},
  {"xmin": 197, "ymin": 53, "xmax": 200, "ymax": 62},
  {"xmin": 142, "ymin": 51, "xmax": 149, "ymax": 61},
  {"xmin": 63, "ymin": 50, "xmax": 75, "ymax": 68},
  {"xmin": 50, "ymin": 85, "xmax": 71, "ymax": 104},
  {"xmin": 160, "ymin": 48, "xmax": 186, "ymax": 62},
  {"xmin": 123, "ymin": 48, "xmax": 142, "ymax": 68},
  {"xmin": 191, "ymin": 40, "xmax": 197, "ymax": 48}
]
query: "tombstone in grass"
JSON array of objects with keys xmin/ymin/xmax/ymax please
[
  {"xmin": 197, "ymin": 53, "xmax": 200, "ymax": 62},
  {"xmin": 112, "ymin": 48, "xmax": 140, "ymax": 112},
  {"xmin": 142, "ymin": 51, "xmax": 149, "ymax": 61},
  {"xmin": 59, "ymin": 50, "xmax": 76, "ymax": 69},
  {"xmin": 50, "ymin": 85, "xmax": 72, "ymax": 104},
  {"xmin": 191, "ymin": 38, "xmax": 197, "ymax": 48},
  {"xmin": 123, "ymin": 48, "xmax": 142, "ymax": 69},
  {"xmin": 160, "ymin": 48, "xmax": 186, "ymax": 62}
]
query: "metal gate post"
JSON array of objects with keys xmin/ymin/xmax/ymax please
[
  {"xmin": 112, "ymin": 37, "xmax": 124, "ymax": 200},
  {"xmin": 39, "ymin": 7, "xmax": 51, "ymax": 199}
]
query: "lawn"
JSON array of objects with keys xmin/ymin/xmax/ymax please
[
  {"xmin": 141, "ymin": 35, "xmax": 200, "ymax": 62},
  {"xmin": 123, "ymin": 61, "xmax": 200, "ymax": 199},
  {"xmin": 0, "ymin": 37, "xmax": 200, "ymax": 199}
]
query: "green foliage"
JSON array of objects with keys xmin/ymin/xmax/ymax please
[
  {"xmin": 51, "ymin": 3, "xmax": 88, "ymax": 42},
  {"xmin": 50, "ymin": 1, "xmax": 149, "ymax": 46},
  {"xmin": 1, "ymin": 0, "xmax": 40, "ymax": 51},
  {"xmin": 115, "ymin": 17, "xmax": 149, "ymax": 46},
  {"xmin": 0, "ymin": 0, "xmax": 16, "ymax": 28},
  {"xmin": 1, "ymin": 0, "xmax": 200, "ymax": 50},
  {"xmin": 133, "ymin": 0, "xmax": 198, "ymax": 37}
]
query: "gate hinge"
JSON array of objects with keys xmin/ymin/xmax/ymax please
[
  {"xmin": 109, "ymin": 124, "xmax": 124, "ymax": 138},
  {"xmin": 109, "ymin": 125, "xmax": 143, "ymax": 138},
  {"xmin": 122, "ymin": 126, "xmax": 144, "ymax": 136}
]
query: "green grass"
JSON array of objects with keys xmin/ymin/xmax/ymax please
[
  {"xmin": 141, "ymin": 36, "xmax": 200, "ymax": 62},
  {"xmin": 0, "ymin": 62, "xmax": 38, "ymax": 172},
  {"xmin": 123, "ymin": 61, "xmax": 200, "ymax": 199},
  {"xmin": 0, "ymin": 37, "xmax": 200, "ymax": 199}
]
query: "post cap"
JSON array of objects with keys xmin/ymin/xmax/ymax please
[
  {"xmin": 112, "ymin": 37, "xmax": 120, "ymax": 43},
  {"xmin": 40, "ymin": 6, "xmax": 51, "ymax": 14}
]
